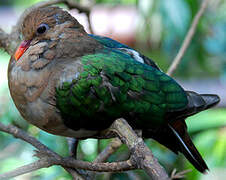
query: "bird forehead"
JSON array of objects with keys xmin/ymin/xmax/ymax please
[
  {"xmin": 23, "ymin": 8, "xmax": 59, "ymax": 28},
  {"xmin": 21, "ymin": 7, "xmax": 80, "ymax": 39}
]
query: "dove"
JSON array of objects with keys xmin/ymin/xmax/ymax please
[{"xmin": 8, "ymin": 6, "xmax": 220, "ymax": 173}]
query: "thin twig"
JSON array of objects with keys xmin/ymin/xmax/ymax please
[
  {"xmin": 0, "ymin": 122, "xmax": 82, "ymax": 179},
  {"xmin": 170, "ymin": 169, "xmax": 192, "ymax": 179},
  {"xmin": 0, "ymin": 156, "xmax": 135, "ymax": 180},
  {"xmin": 167, "ymin": 0, "xmax": 210, "ymax": 76},
  {"xmin": 94, "ymin": 138, "xmax": 122, "ymax": 163},
  {"xmin": 0, "ymin": 123, "xmax": 57, "ymax": 156},
  {"xmin": 89, "ymin": 138, "xmax": 122, "ymax": 179},
  {"xmin": 0, "ymin": 160, "xmax": 51, "ymax": 180},
  {"xmin": 64, "ymin": 168, "xmax": 85, "ymax": 180},
  {"xmin": 0, "ymin": 122, "xmax": 137, "ymax": 179},
  {"xmin": 0, "ymin": 118, "xmax": 170, "ymax": 179}
]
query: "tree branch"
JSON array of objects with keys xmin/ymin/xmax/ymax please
[
  {"xmin": 0, "ymin": 159, "xmax": 52, "ymax": 180},
  {"xmin": 108, "ymin": 118, "xmax": 170, "ymax": 180},
  {"xmin": 88, "ymin": 138, "xmax": 122, "ymax": 179},
  {"xmin": 0, "ymin": 122, "xmax": 137, "ymax": 179},
  {"xmin": 0, "ymin": 118, "xmax": 170, "ymax": 179},
  {"xmin": 94, "ymin": 138, "xmax": 122, "ymax": 163},
  {"xmin": 167, "ymin": 0, "xmax": 210, "ymax": 76},
  {"xmin": 170, "ymin": 169, "xmax": 192, "ymax": 179},
  {"xmin": 64, "ymin": 168, "xmax": 85, "ymax": 180}
]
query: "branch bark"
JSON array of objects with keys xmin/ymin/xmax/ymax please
[
  {"xmin": 94, "ymin": 138, "xmax": 122, "ymax": 163},
  {"xmin": 0, "ymin": 118, "xmax": 170, "ymax": 180},
  {"xmin": 0, "ymin": 122, "xmax": 137, "ymax": 179},
  {"xmin": 167, "ymin": 0, "xmax": 210, "ymax": 76},
  {"xmin": 0, "ymin": 160, "xmax": 50, "ymax": 180},
  {"xmin": 108, "ymin": 119, "xmax": 170, "ymax": 180}
]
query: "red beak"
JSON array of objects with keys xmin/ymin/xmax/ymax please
[{"xmin": 14, "ymin": 40, "xmax": 31, "ymax": 61}]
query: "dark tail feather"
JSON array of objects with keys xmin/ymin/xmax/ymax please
[
  {"xmin": 186, "ymin": 91, "xmax": 220, "ymax": 115},
  {"xmin": 168, "ymin": 121, "xmax": 208, "ymax": 173},
  {"xmin": 166, "ymin": 92, "xmax": 219, "ymax": 172},
  {"xmin": 144, "ymin": 92, "xmax": 219, "ymax": 173},
  {"xmin": 168, "ymin": 92, "xmax": 220, "ymax": 120},
  {"xmin": 143, "ymin": 120, "xmax": 208, "ymax": 173},
  {"xmin": 200, "ymin": 94, "xmax": 220, "ymax": 109}
]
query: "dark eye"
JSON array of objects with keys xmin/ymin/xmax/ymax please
[{"xmin": 36, "ymin": 23, "xmax": 49, "ymax": 35}]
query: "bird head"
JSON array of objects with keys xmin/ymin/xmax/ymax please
[{"xmin": 14, "ymin": 6, "xmax": 85, "ymax": 61}]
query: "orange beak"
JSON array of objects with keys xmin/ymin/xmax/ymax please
[{"xmin": 14, "ymin": 40, "xmax": 31, "ymax": 61}]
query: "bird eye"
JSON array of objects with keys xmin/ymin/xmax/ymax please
[{"xmin": 36, "ymin": 23, "xmax": 49, "ymax": 35}]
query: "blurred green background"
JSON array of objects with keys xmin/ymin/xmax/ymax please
[{"xmin": 0, "ymin": 0, "xmax": 226, "ymax": 179}]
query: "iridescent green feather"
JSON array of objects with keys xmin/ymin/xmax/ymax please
[{"xmin": 56, "ymin": 48, "xmax": 188, "ymax": 130}]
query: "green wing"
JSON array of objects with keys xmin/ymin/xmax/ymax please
[
  {"xmin": 88, "ymin": 34, "xmax": 160, "ymax": 70},
  {"xmin": 56, "ymin": 48, "xmax": 188, "ymax": 131}
]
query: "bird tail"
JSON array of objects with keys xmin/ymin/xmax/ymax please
[
  {"xmin": 184, "ymin": 91, "xmax": 220, "ymax": 117},
  {"xmin": 167, "ymin": 92, "xmax": 220, "ymax": 120},
  {"xmin": 198, "ymin": 93, "xmax": 220, "ymax": 109},
  {"xmin": 168, "ymin": 121, "xmax": 208, "ymax": 173},
  {"xmin": 144, "ymin": 92, "xmax": 219, "ymax": 173},
  {"xmin": 144, "ymin": 120, "xmax": 208, "ymax": 173},
  {"xmin": 164, "ymin": 92, "xmax": 219, "ymax": 173}
]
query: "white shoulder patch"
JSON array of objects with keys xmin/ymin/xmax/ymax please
[{"xmin": 118, "ymin": 48, "xmax": 144, "ymax": 64}]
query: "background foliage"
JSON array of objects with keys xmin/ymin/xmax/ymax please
[{"xmin": 0, "ymin": 0, "xmax": 226, "ymax": 179}]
